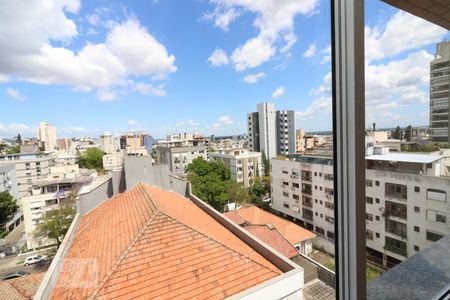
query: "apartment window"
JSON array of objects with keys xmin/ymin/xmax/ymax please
[
  {"xmin": 282, "ymin": 181, "xmax": 289, "ymax": 187},
  {"xmin": 302, "ymin": 196, "xmax": 313, "ymax": 208},
  {"xmin": 283, "ymin": 202, "xmax": 289, "ymax": 209},
  {"xmin": 283, "ymin": 191, "xmax": 289, "ymax": 197},
  {"xmin": 385, "ymin": 183, "xmax": 407, "ymax": 199},
  {"xmin": 366, "ymin": 230, "xmax": 374, "ymax": 240},
  {"xmin": 414, "ymin": 245, "xmax": 420, "ymax": 252},
  {"xmin": 314, "ymin": 172, "xmax": 317, "ymax": 176},
  {"xmin": 282, "ymin": 167, "xmax": 288, "ymax": 174},
  {"xmin": 426, "ymin": 189, "xmax": 446, "ymax": 202},
  {"xmin": 327, "ymin": 231, "xmax": 335, "ymax": 241},
  {"xmin": 385, "ymin": 201, "xmax": 407, "ymax": 219},
  {"xmin": 325, "ymin": 216, "xmax": 334, "ymax": 224},
  {"xmin": 366, "ymin": 197, "xmax": 373, "ymax": 204},
  {"xmin": 375, "ymin": 216, "xmax": 380, "ymax": 221},
  {"xmin": 320, "ymin": 200, "xmax": 322, "ymax": 205},
  {"xmin": 414, "ymin": 226, "xmax": 420, "ymax": 232},
  {"xmin": 385, "ymin": 236, "xmax": 407, "ymax": 257},
  {"xmin": 375, "ymin": 181, "xmax": 380, "ymax": 186},
  {"xmin": 414, "ymin": 206, "xmax": 420, "ymax": 213},
  {"xmin": 375, "ymin": 233, "xmax": 380, "ymax": 238},
  {"xmin": 315, "ymin": 212, "xmax": 318, "ymax": 216},
  {"xmin": 436, "ymin": 213, "xmax": 446, "ymax": 223},
  {"xmin": 426, "ymin": 231, "xmax": 444, "ymax": 242},
  {"xmin": 292, "ymin": 183, "xmax": 299, "ymax": 188},
  {"xmin": 366, "ymin": 213, "xmax": 374, "ymax": 222},
  {"xmin": 293, "ymin": 194, "xmax": 300, "ymax": 201},
  {"xmin": 386, "ymin": 219, "xmax": 407, "ymax": 239},
  {"xmin": 302, "ymin": 208, "xmax": 313, "ymax": 221},
  {"xmin": 325, "ymin": 201, "xmax": 334, "ymax": 210},
  {"xmin": 375, "ymin": 198, "xmax": 380, "ymax": 204},
  {"xmin": 414, "ymin": 186, "xmax": 420, "ymax": 193},
  {"xmin": 365, "ymin": 179, "xmax": 373, "ymax": 187},
  {"xmin": 315, "ymin": 226, "xmax": 325, "ymax": 236}
]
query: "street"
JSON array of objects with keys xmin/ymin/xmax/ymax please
[{"xmin": 0, "ymin": 259, "xmax": 51, "ymax": 278}]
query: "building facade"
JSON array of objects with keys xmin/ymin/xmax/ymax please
[
  {"xmin": 99, "ymin": 132, "xmax": 116, "ymax": 154},
  {"xmin": 430, "ymin": 41, "xmax": 450, "ymax": 142},
  {"xmin": 270, "ymin": 152, "xmax": 450, "ymax": 267},
  {"xmin": 247, "ymin": 103, "xmax": 296, "ymax": 159},
  {"xmin": 157, "ymin": 133, "xmax": 208, "ymax": 174},
  {"xmin": 210, "ymin": 149, "xmax": 262, "ymax": 187},
  {"xmin": 38, "ymin": 122, "xmax": 57, "ymax": 152}
]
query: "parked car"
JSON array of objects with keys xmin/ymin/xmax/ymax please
[
  {"xmin": 23, "ymin": 255, "xmax": 48, "ymax": 266},
  {"xmin": 1, "ymin": 271, "xmax": 31, "ymax": 280}
]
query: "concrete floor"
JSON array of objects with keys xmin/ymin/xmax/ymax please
[{"xmin": 303, "ymin": 279, "xmax": 336, "ymax": 300}]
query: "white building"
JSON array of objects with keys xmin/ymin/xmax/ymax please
[
  {"xmin": 157, "ymin": 133, "xmax": 208, "ymax": 174},
  {"xmin": 270, "ymin": 151, "xmax": 450, "ymax": 268},
  {"xmin": 38, "ymin": 122, "xmax": 57, "ymax": 152},
  {"xmin": 103, "ymin": 151, "xmax": 124, "ymax": 171},
  {"xmin": 210, "ymin": 149, "xmax": 262, "ymax": 187},
  {"xmin": 247, "ymin": 102, "xmax": 296, "ymax": 158},
  {"xmin": 99, "ymin": 132, "xmax": 116, "ymax": 154}
]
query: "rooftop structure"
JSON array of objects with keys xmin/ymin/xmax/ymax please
[
  {"xmin": 48, "ymin": 183, "xmax": 302, "ymax": 299},
  {"xmin": 0, "ymin": 272, "xmax": 45, "ymax": 300}
]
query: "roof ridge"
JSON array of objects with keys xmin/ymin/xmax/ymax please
[
  {"xmin": 90, "ymin": 184, "xmax": 160, "ymax": 299},
  {"xmin": 160, "ymin": 211, "xmax": 280, "ymax": 275}
]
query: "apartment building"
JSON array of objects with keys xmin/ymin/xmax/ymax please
[
  {"xmin": 270, "ymin": 151, "xmax": 450, "ymax": 268},
  {"xmin": 38, "ymin": 122, "xmax": 57, "ymax": 152},
  {"xmin": 0, "ymin": 152, "xmax": 54, "ymax": 198},
  {"xmin": 157, "ymin": 133, "xmax": 208, "ymax": 174},
  {"xmin": 247, "ymin": 102, "xmax": 296, "ymax": 158},
  {"xmin": 99, "ymin": 132, "xmax": 116, "ymax": 154},
  {"xmin": 0, "ymin": 164, "xmax": 21, "ymax": 232},
  {"xmin": 430, "ymin": 41, "xmax": 450, "ymax": 142},
  {"xmin": 296, "ymin": 129, "xmax": 305, "ymax": 153},
  {"xmin": 210, "ymin": 148, "xmax": 262, "ymax": 187}
]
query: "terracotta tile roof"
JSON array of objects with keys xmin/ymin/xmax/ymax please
[
  {"xmin": 50, "ymin": 183, "xmax": 282, "ymax": 299},
  {"xmin": 0, "ymin": 272, "xmax": 45, "ymax": 300},
  {"xmin": 224, "ymin": 205, "xmax": 316, "ymax": 245},
  {"xmin": 245, "ymin": 225, "xmax": 300, "ymax": 259}
]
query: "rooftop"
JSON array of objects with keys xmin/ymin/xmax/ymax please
[
  {"xmin": 0, "ymin": 272, "xmax": 45, "ymax": 300},
  {"xmin": 50, "ymin": 183, "xmax": 283, "ymax": 299},
  {"xmin": 365, "ymin": 153, "xmax": 442, "ymax": 164},
  {"xmin": 224, "ymin": 205, "xmax": 316, "ymax": 245}
]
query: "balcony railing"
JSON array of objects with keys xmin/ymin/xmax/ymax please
[
  {"xmin": 302, "ymin": 189, "xmax": 312, "ymax": 195},
  {"xmin": 301, "ymin": 176, "xmax": 312, "ymax": 181}
]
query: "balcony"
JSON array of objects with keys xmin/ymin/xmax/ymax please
[
  {"xmin": 302, "ymin": 189, "xmax": 312, "ymax": 195},
  {"xmin": 302, "ymin": 200, "xmax": 313, "ymax": 208},
  {"xmin": 301, "ymin": 175, "xmax": 312, "ymax": 181}
]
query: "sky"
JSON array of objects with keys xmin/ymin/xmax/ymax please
[{"xmin": 0, "ymin": 0, "xmax": 448, "ymax": 139}]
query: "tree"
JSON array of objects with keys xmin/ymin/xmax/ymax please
[
  {"xmin": 249, "ymin": 177, "xmax": 270, "ymax": 209},
  {"xmin": 6, "ymin": 145, "xmax": 20, "ymax": 154},
  {"xmin": 34, "ymin": 199, "xmax": 76, "ymax": 248},
  {"xmin": 391, "ymin": 126, "xmax": 401, "ymax": 139},
  {"xmin": 16, "ymin": 133, "xmax": 22, "ymax": 145},
  {"xmin": 0, "ymin": 191, "xmax": 18, "ymax": 231},
  {"xmin": 0, "ymin": 144, "xmax": 8, "ymax": 153},
  {"xmin": 404, "ymin": 125, "xmax": 412, "ymax": 142},
  {"xmin": 226, "ymin": 181, "xmax": 250, "ymax": 205},
  {"xmin": 77, "ymin": 148, "xmax": 105, "ymax": 171},
  {"xmin": 261, "ymin": 151, "xmax": 270, "ymax": 177}
]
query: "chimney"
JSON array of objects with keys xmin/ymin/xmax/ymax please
[{"xmin": 373, "ymin": 123, "xmax": 376, "ymax": 131}]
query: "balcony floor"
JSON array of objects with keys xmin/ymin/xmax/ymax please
[{"xmin": 303, "ymin": 278, "xmax": 335, "ymax": 300}]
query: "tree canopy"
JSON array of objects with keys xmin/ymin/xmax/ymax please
[
  {"xmin": 0, "ymin": 191, "xmax": 18, "ymax": 230},
  {"xmin": 34, "ymin": 199, "xmax": 76, "ymax": 248},
  {"xmin": 391, "ymin": 126, "xmax": 401, "ymax": 140},
  {"xmin": 77, "ymin": 148, "xmax": 105, "ymax": 171}
]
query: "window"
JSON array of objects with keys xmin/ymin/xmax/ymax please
[
  {"xmin": 436, "ymin": 213, "xmax": 446, "ymax": 223},
  {"xmin": 414, "ymin": 206, "xmax": 420, "ymax": 213},
  {"xmin": 375, "ymin": 181, "xmax": 380, "ymax": 186},
  {"xmin": 385, "ymin": 201, "xmax": 407, "ymax": 219},
  {"xmin": 325, "ymin": 216, "xmax": 334, "ymax": 224},
  {"xmin": 414, "ymin": 186, "xmax": 420, "ymax": 193},
  {"xmin": 292, "ymin": 182, "xmax": 299, "ymax": 188},
  {"xmin": 385, "ymin": 236, "xmax": 407, "ymax": 257},
  {"xmin": 366, "ymin": 179, "xmax": 373, "ymax": 187},
  {"xmin": 315, "ymin": 226, "xmax": 325, "ymax": 236},
  {"xmin": 366, "ymin": 197, "xmax": 373, "ymax": 204},
  {"xmin": 386, "ymin": 220, "xmax": 407, "ymax": 238},
  {"xmin": 375, "ymin": 198, "xmax": 380, "ymax": 204},
  {"xmin": 414, "ymin": 245, "xmax": 420, "ymax": 252},
  {"xmin": 385, "ymin": 183, "xmax": 407, "ymax": 199},
  {"xmin": 366, "ymin": 213, "xmax": 374, "ymax": 222},
  {"xmin": 293, "ymin": 194, "xmax": 299, "ymax": 201},
  {"xmin": 426, "ymin": 231, "xmax": 444, "ymax": 242},
  {"xmin": 302, "ymin": 208, "xmax": 313, "ymax": 221},
  {"xmin": 366, "ymin": 230, "xmax": 374, "ymax": 240},
  {"xmin": 375, "ymin": 216, "xmax": 380, "ymax": 221},
  {"xmin": 327, "ymin": 231, "xmax": 335, "ymax": 241},
  {"xmin": 375, "ymin": 232, "xmax": 380, "ymax": 239},
  {"xmin": 283, "ymin": 202, "xmax": 289, "ymax": 209},
  {"xmin": 414, "ymin": 226, "xmax": 420, "ymax": 232}
]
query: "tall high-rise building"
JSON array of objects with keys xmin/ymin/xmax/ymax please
[
  {"xmin": 430, "ymin": 41, "xmax": 450, "ymax": 142},
  {"xmin": 247, "ymin": 102, "xmax": 295, "ymax": 158},
  {"xmin": 38, "ymin": 122, "xmax": 57, "ymax": 152}
]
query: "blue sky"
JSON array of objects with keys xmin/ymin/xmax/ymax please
[{"xmin": 0, "ymin": 0, "xmax": 448, "ymax": 139}]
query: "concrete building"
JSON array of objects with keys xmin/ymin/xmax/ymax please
[
  {"xmin": 56, "ymin": 138, "xmax": 72, "ymax": 151},
  {"xmin": 119, "ymin": 132, "xmax": 150, "ymax": 156},
  {"xmin": 270, "ymin": 151, "xmax": 450, "ymax": 268},
  {"xmin": 247, "ymin": 102, "xmax": 296, "ymax": 158},
  {"xmin": 38, "ymin": 122, "xmax": 57, "ymax": 152},
  {"xmin": 210, "ymin": 148, "xmax": 262, "ymax": 187},
  {"xmin": 0, "ymin": 164, "xmax": 21, "ymax": 232},
  {"xmin": 102, "ymin": 151, "xmax": 124, "ymax": 171},
  {"xmin": 296, "ymin": 129, "xmax": 305, "ymax": 153},
  {"xmin": 0, "ymin": 152, "xmax": 55, "ymax": 198},
  {"xmin": 157, "ymin": 133, "xmax": 208, "ymax": 174},
  {"xmin": 430, "ymin": 41, "xmax": 450, "ymax": 142},
  {"xmin": 99, "ymin": 132, "xmax": 116, "ymax": 154}
]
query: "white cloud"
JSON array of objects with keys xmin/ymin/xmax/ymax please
[
  {"xmin": 320, "ymin": 45, "xmax": 331, "ymax": 64},
  {"xmin": 0, "ymin": 123, "xmax": 36, "ymax": 137},
  {"xmin": 0, "ymin": 2, "xmax": 176, "ymax": 101},
  {"xmin": 86, "ymin": 14, "xmax": 100, "ymax": 26},
  {"xmin": 202, "ymin": 8, "xmax": 240, "ymax": 31},
  {"xmin": 297, "ymin": 72, "xmax": 332, "ymax": 120},
  {"xmin": 6, "ymin": 88, "xmax": 25, "ymax": 101},
  {"xmin": 207, "ymin": 0, "xmax": 319, "ymax": 71},
  {"xmin": 365, "ymin": 11, "xmax": 447, "ymax": 62},
  {"xmin": 303, "ymin": 44, "xmax": 316, "ymax": 58},
  {"xmin": 175, "ymin": 119, "xmax": 200, "ymax": 127},
  {"xmin": 128, "ymin": 120, "xmax": 142, "ymax": 126},
  {"xmin": 97, "ymin": 90, "xmax": 117, "ymax": 102},
  {"xmin": 133, "ymin": 82, "xmax": 166, "ymax": 96},
  {"xmin": 207, "ymin": 49, "xmax": 229, "ymax": 66},
  {"xmin": 243, "ymin": 72, "xmax": 266, "ymax": 84},
  {"xmin": 213, "ymin": 115, "xmax": 235, "ymax": 128},
  {"xmin": 272, "ymin": 86, "xmax": 286, "ymax": 99}
]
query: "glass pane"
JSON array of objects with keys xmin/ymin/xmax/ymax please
[{"xmin": 364, "ymin": 1, "xmax": 450, "ymax": 299}]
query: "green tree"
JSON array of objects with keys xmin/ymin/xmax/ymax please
[
  {"xmin": 16, "ymin": 133, "xmax": 22, "ymax": 145},
  {"xmin": 77, "ymin": 148, "xmax": 105, "ymax": 171},
  {"xmin": 34, "ymin": 199, "xmax": 76, "ymax": 248},
  {"xmin": 6, "ymin": 145, "xmax": 20, "ymax": 154},
  {"xmin": 0, "ymin": 191, "xmax": 18, "ymax": 231},
  {"xmin": 0, "ymin": 144, "xmax": 7, "ymax": 153},
  {"xmin": 261, "ymin": 151, "xmax": 270, "ymax": 177},
  {"xmin": 391, "ymin": 126, "xmax": 401, "ymax": 139},
  {"xmin": 404, "ymin": 125, "xmax": 412, "ymax": 142},
  {"xmin": 226, "ymin": 181, "xmax": 250, "ymax": 204}
]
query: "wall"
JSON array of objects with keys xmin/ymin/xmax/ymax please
[{"xmin": 77, "ymin": 176, "xmax": 114, "ymax": 216}]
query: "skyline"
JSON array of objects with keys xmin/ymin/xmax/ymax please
[{"xmin": 0, "ymin": 0, "xmax": 449, "ymax": 139}]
